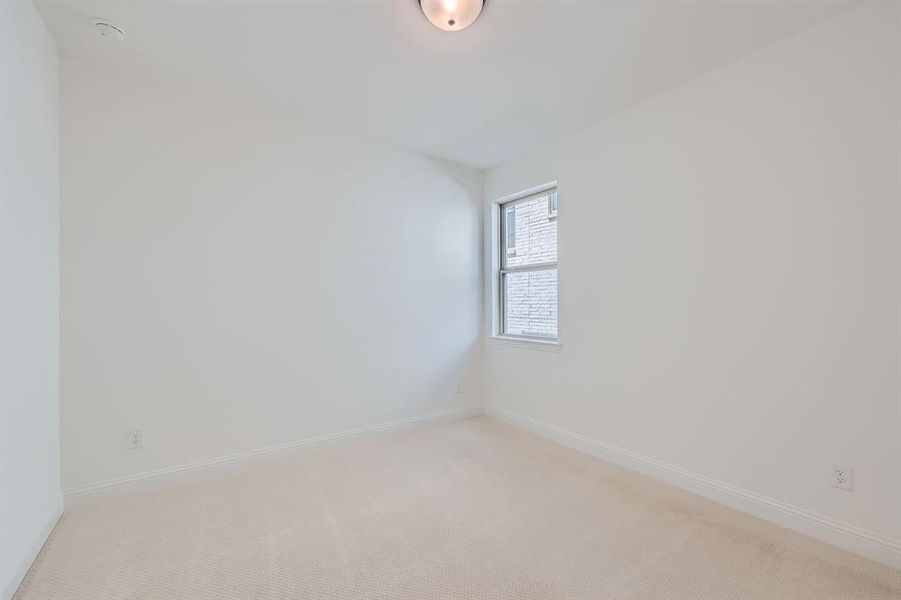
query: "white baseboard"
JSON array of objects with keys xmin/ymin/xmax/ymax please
[
  {"xmin": 65, "ymin": 405, "xmax": 482, "ymax": 499},
  {"xmin": 3, "ymin": 495, "xmax": 63, "ymax": 600},
  {"xmin": 485, "ymin": 405, "xmax": 901, "ymax": 570}
]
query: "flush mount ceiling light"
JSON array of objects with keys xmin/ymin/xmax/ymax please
[{"xmin": 419, "ymin": 0, "xmax": 484, "ymax": 32}]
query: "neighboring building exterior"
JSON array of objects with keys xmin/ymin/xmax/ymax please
[{"xmin": 504, "ymin": 192, "xmax": 557, "ymax": 338}]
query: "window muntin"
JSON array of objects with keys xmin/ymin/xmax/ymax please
[{"xmin": 499, "ymin": 189, "xmax": 558, "ymax": 339}]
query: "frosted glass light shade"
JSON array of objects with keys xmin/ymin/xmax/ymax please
[{"xmin": 419, "ymin": 0, "xmax": 484, "ymax": 32}]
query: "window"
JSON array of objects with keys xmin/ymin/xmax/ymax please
[{"xmin": 498, "ymin": 188, "xmax": 558, "ymax": 340}]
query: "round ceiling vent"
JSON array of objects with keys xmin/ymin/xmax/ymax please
[{"xmin": 94, "ymin": 20, "xmax": 125, "ymax": 41}]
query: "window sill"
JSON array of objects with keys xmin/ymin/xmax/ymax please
[{"xmin": 488, "ymin": 336, "xmax": 561, "ymax": 352}]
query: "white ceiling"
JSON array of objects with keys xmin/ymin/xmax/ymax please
[{"xmin": 38, "ymin": 0, "xmax": 852, "ymax": 168}]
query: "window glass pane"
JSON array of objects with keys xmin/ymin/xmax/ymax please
[
  {"xmin": 504, "ymin": 205, "xmax": 516, "ymax": 252},
  {"xmin": 504, "ymin": 268, "xmax": 557, "ymax": 338},
  {"xmin": 503, "ymin": 192, "xmax": 557, "ymax": 268}
]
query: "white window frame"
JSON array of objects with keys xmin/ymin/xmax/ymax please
[{"xmin": 490, "ymin": 181, "xmax": 560, "ymax": 350}]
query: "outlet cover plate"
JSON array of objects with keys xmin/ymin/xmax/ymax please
[
  {"xmin": 127, "ymin": 429, "xmax": 144, "ymax": 449},
  {"xmin": 831, "ymin": 464, "xmax": 853, "ymax": 491}
]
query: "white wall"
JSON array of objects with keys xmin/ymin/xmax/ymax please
[
  {"xmin": 60, "ymin": 61, "xmax": 482, "ymax": 492},
  {"xmin": 483, "ymin": 2, "xmax": 900, "ymax": 566},
  {"xmin": 0, "ymin": 1, "xmax": 62, "ymax": 597}
]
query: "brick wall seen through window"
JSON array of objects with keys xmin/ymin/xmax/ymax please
[{"xmin": 500, "ymin": 189, "xmax": 558, "ymax": 339}]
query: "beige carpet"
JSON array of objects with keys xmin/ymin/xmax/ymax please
[{"xmin": 16, "ymin": 416, "xmax": 901, "ymax": 599}]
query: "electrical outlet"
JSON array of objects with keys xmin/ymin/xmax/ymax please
[
  {"xmin": 455, "ymin": 382, "xmax": 464, "ymax": 394},
  {"xmin": 127, "ymin": 429, "xmax": 144, "ymax": 449},
  {"xmin": 831, "ymin": 464, "xmax": 853, "ymax": 491}
]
